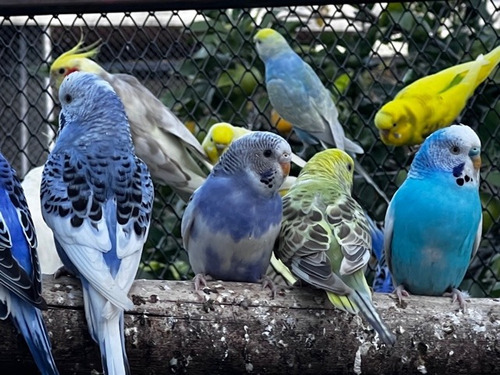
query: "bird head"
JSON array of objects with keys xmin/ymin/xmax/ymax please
[
  {"xmin": 254, "ymin": 28, "xmax": 290, "ymax": 61},
  {"xmin": 50, "ymin": 38, "xmax": 104, "ymax": 98},
  {"xmin": 214, "ymin": 131, "xmax": 292, "ymax": 195},
  {"xmin": 55, "ymin": 72, "xmax": 130, "ymax": 149},
  {"xmin": 299, "ymin": 148, "xmax": 355, "ymax": 193},
  {"xmin": 374, "ymin": 100, "xmax": 416, "ymax": 147},
  {"xmin": 409, "ymin": 124, "xmax": 481, "ymax": 183}
]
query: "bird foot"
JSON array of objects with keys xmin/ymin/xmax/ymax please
[
  {"xmin": 394, "ymin": 284, "xmax": 410, "ymax": 305},
  {"xmin": 260, "ymin": 276, "xmax": 277, "ymax": 299},
  {"xmin": 193, "ymin": 273, "xmax": 212, "ymax": 291},
  {"xmin": 53, "ymin": 265, "xmax": 75, "ymax": 279},
  {"xmin": 443, "ymin": 288, "xmax": 467, "ymax": 311}
]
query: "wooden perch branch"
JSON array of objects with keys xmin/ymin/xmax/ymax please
[{"xmin": 0, "ymin": 275, "xmax": 499, "ymax": 374}]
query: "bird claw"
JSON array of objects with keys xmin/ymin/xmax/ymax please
[
  {"xmin": 261, "ymin": 276, "xmax": 277, "ymax": 299},
  {"xmin": 53, "ymin": 265, "xmax": 75, "ymax": 279},
  {"xmin": 193, "ymin": 273, "xmax": 210, "ymax": 291},
  {"xmin": 394, "ymin": 284, "xmax": 410, "ymax": 306},
  {"xmin": 443, "ymin": 288, "xmax": 467, "ymax": 311}
]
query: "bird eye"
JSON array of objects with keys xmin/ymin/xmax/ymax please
[
  {"xmin": 263, "ymin": 149, "xmax": 272, "ymax": 157},
  {"xmin": 450, "ymin": 145, "xmax": 460, "ymax": 154},
  {"xmin": 392, "ymin": 123, "xmax": 397, "ymax": 128},
  {"xmin": 59, "ymin": 68, "xmax": 66, "ymax": 75},
  {"xmin": 347, "ymin": 163, "xmax": 353, "ymax": 171},
  {"xmin": 64, "ymin": 94, "xmax": 72, "ymax": 103}
]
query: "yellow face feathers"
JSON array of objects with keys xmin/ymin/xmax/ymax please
[
  {"xmin": 300, "ymin": 148, "xmax": 355, "ymax": 186},
  {"xmin": 254, "ymin": 28, "xmax": 278, "ymax": 41},
  {"xmin": 374, "ymin": 101, "xmax": 414, "ymax": 146},
  {"xmin": 50, "ymin": 38, "xmax": 101, "ymax": 73},
  {"xmin": 50, "ymin": 38, "xmax": 104, "ymax": 93},
  {"xmin": 211, "ymin": 123, "xmax": 236, "ymax": 146}
]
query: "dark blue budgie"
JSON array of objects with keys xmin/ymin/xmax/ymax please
[
  {"xmin": 0, "ymin": 152, "xmax": 59, "ymax": 374},
  {"xmin": 365, "ymin": 214, "xmax": 394, "ymax": 293},
  {"xmin": 41, "ymin": 72, "xmax": 154, "ymax": 374},
  {"xmin": 182, "ymin": 131, "xmax": 291, "ymax": 291},
  {"xmin": 385, "ymin": 124, "xmax": 482, "ymax": 309}
]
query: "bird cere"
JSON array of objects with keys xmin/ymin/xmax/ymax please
[{"xmin": 6, "ymin": 7, "xmax": 499, "ymax": 373}]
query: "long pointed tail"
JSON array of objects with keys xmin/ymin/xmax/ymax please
[
  {"xmin": 351, "ymin": 290, "xmax": 396, "ymax": 346},
  {"xmin": 10, "ymin": 297, "xmax": 59, "ymax": 375},
  {"xmin": 85, "ymin": 286, "xmax": 130, "ymax": 375}
]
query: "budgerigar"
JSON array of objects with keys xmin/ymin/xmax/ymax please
[
  {"xmin": 202, "ymin": 122, "xmax": 306, "ymax": 168},
  {"xmin": 384, "ymin": 124, "xmax": 482, "ymax": 309},
  {"xmin": 254, "ymin": 28, "xmax": 363, "ymax": 154},
  {"xmin": 0, "ymin": 152, "xmax": 59, "ymax": 374},
  {"xmin": 375, "ymin": 46, "xmax": 500, "ymax": 146},
  {"xmin": 254, "ymin": 28, "xmax": 389, "ymax": 203},
  {"xmin": 182, "ymin": 131, "xmax": 291, "ymax": 292},
  {"xmin": 41, "ymin": 72, "xmax": 154, "ymax": 374},
  {"xmin": 22, "ymin": 165, "xmax": 62, "ymax": 274},
  {"xmin": 50, "ymin": 39, "xmax": 209, "ymax": 201},
  {"xmin": 276, "ymin": 149, "xmax": 396, "ymax": 346}
]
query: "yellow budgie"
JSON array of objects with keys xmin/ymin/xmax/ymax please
[
  {"xmin": 375, "ymin": 45, "xmax": 500, "ymax": 146},
  {"xmin": 50, "ymin": 39, "xmax": 211, "ymax": 201}
]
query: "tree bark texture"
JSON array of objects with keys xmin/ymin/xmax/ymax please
[{"xmin": 0, "ymin": 275, "xmax": 499, "ymax": 374}]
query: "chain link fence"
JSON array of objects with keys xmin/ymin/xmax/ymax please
[{"xmin": 1, "ymin": 1, "xmax": 499, "ymax": 297}]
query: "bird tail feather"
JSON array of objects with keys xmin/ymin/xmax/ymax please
[
  {"xmin": 351, "ymin": 290, "xmax": 396, "ymax": 346},
  {"xmin": 10, "ymin": 297, "xmax": 59, "ymax": 375},
  {"xmin": 85, "ymin": 286, "xmax": 130, "ymax": 375}
]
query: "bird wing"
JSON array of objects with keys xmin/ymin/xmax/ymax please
[
  {"xmin": 277, "ymin": 190, "xmax": 352, "ymax": 296},
  {"xmin": 326, "ymin": 194, "xmax": 371, "ymax": 276},
  {"xmin": 0, "ymin": 159, "xmax": 45, "ymax": 308},
  {"xmin": 41, "ymin": 152, "xmax": 153, "ymax": 311},
  {"xmin": 104, "ymin": 73, "xmax": 210, "ymax": 200}
]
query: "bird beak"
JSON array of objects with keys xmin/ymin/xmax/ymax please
[
  {"xmin": 469, "ymin": 147, "xmax": 481, "ymax": 170},
  {"xmin": 280, "ymin": 154, "xmax": 291, "ymax": 177}
]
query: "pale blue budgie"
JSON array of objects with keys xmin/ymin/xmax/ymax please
[
  {"xmin": 181, "ymin": 131, "xmax": 291, "ymax": 291},
  {"xmin": 41, "ymin": 72, "xmax": 154, "ymax": 374},
  {"xmin": 254, "ymin": 28, "xmax": 362, "ymax": 154},
  {"xmin": 384, "ymin": 124, "xmax": 482, "ymax": 309},
  {"xmin": 254, "ymin": 28, "xmax": 389, "ymax": 203},
  {"xmin": 0, "ymin": 152, "xmax": 59, "ymax": 374}
]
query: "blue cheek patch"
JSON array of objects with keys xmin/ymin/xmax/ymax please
[{"xmin": 452, "ymin": 162, "xmax": 465, "ymax": 178}]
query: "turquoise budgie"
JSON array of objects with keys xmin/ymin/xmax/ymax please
[
  {"xmin": 254, "ymin": 28, "xmax": 389, "ymax": 203},
  {"xmin": 182, "ymin": 132, "xmax": 291, "ymax": 292},
  {"xmin": 276, "ymin": 149, "xmax": 395, "ymax": 346},
  {"xmin": 41, "ymin": 72, "xmax": 154, "ymax": 374},
  {"xmin": 0, "ymin": 152, "xmax": 59, "ymax": 374},
  {"xmin": 384, "ymin": 124, "xmax": 482, "ymax": 309}
]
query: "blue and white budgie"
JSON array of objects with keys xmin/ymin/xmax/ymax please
[
  {"xmin": 276, "ymin": 149, "xmax": 396, "ymax": 346},
  {"xmin": 0, "ymin": 152, "xmax": 59, "ymax": 374},
  {"xmin": 254, "ymin": 28, "xmax": 389, "ymax": 203},
  {"xmin": 41, "ymin": 72, "xmax": 154, "ymax": 374},
  {"xmin": 182, "ymin": 131, "xmax": 291, "ymax": 292},
  {"xmin": 384, "ymin": 124, "xmax": 482, "ymax": 309}
]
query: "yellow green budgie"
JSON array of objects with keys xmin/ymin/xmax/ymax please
[
  {"xmin": 375, "ymin": 45, "xmax": 500, "ymax": 146},
  {"xmin": 49, "ymin": 39, "xmax": 211, "ymax": 202},
  {"xmin": 276, "ymin": 149, "xmax": 395, "ymax": 345}
]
